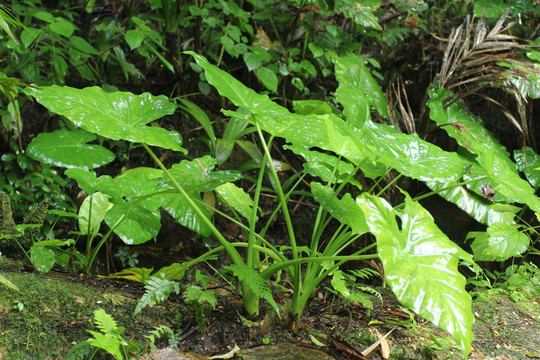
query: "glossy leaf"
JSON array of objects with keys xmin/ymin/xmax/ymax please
[
  {"xmin": 105, "ymin": 198, "xmax": 161, "ymax": 245},
  {"xmin": 429, "ymin": 89, "xmax": 540, "ymax": 214},
  {"xmin": 469, "ymin": 223, "xmax": 529, "ymax": 261},
  {"xmin": 27, "ymin": 129, "xmax": 115, "ymax": 170},
  {"xmin": 358, "ymin": 121, "xmax": 470, "ymax": 182},
  {"xmin": 514, "ymin": 147, "xmax": 540, "ymax": 188},
  {"xmin": 159, "ymin": 156, "xmax": 241, "ymax": 192},
  {"xmin": 25, "ymin": 85, "xmax": 185, "ymax": 152},
  {"xmin": 158, "ymin": 192, "xmax": 212, "ymax": 237},
  {"xmin": 335, "ymin": 54, "xmax": 387, "ymax": 122},
  {"xmin": 215, "ymin": 182, "xmax": 257, "ymax": 221},
  {"xmin": 65, "ymin": 168, "xmax": 123, "ymax": 197},
  {"xmin": 285, "ymin": 145, "xmax": 359, "ymax": 186},
  {"xmin": 30, "ymin": 246, "xmax": 56, "ymax": 274},
  {"xmin": 357, "ymin": 192, "xmax": 474, "ymax": 355},
  {"xmin": 178, "ymin": 98, "xmax": 216, "ymax": 150},
  {"xmin": 425, "ymin": 179, "xmax": 519, "ymax": 226},
  {"xmin": 189, "ymin": 52, "xmax": 384, "ymax": 175},
  {"xmin": 311, "ymin": 182, "xmax": 368, "ymax": 235},
  {"xmin": 79, "ymin": 192, "xmax": 113, "ymax": 235}
]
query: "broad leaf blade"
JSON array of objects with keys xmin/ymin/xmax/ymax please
[
  {"xmin": 357, "ymin": 193, "xmax": 474, "ymax": 355},
  {"xmin": 78, "ymin": 192, "xmax": 113, "ymax": 235},
  {"xmin": 27, "ymin": 129, "xmax": 115, "ymax": 169},
  {"xmin": 215, "ymin": 182, "xmax": 258, "ymax": 221},
  {"xmin": 469, "ymin": 222, "xmax": 529, "ymax": 261},
  {"xmin": 311, "ymin": 182, "xmax": 368, "ymax": 235},
  {"xmin": 25, "ymin": 85, "xmax": 185, "ymax": 152}
]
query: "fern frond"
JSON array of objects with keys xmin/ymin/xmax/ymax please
[
  {"xmin": 183, "ymin": 285, "xmax": 217, "ymax": 308},
  {"xmin": 349, "ymin": 268, "xmax": 381, "ymax": 280},
  {"xmin": 93, "ymin": 308, "xmax": 123, "ymax": 335},
  {"xmin": 134, "ymin": 274, "xmax": 180, "ymax": 316},
  {"xmin": 225, "ymin": 264, "xmax": 279, "ymax": 315},
  {"xmin": 356, "ymin": 285, "xmax": 383, "ymax": 304},
  {"xmin": 145, "ymin": 325, "xmax": 176, "ymax": 351},
  {"xmin": 383, "ymin": 27, "xmax": 414, "ymax": 47}
]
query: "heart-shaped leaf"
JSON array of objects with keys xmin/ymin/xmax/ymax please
[
  {"xmin": 25, "ymin": 85, "xmax": 185, "ymax": 152},
  {"xmin": 27, "ymin": 129, "xmax": 115, "ymax": 169},
  {"xmin": 357, "ymin": 192, "xmax": 474, "ymax": 355}
]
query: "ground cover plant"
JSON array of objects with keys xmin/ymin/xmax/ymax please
[{"xmin": 0, "ymin": 1, "xmax": 539, "ymax": 359}]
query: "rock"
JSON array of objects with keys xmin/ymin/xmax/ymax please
[
  {"xmin": 134, "ymin": 348, "xmax": 210, "ymax": 360},
  {"xmin": 238, "ymin": 343, "xmax": 334, "ymax": 360}
]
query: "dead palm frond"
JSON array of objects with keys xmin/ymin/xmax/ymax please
[{"xmin": 435, "ymin": 9, "xmax": 540, "ymax": 143}]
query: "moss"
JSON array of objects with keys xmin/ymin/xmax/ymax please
[{"xmin": 0, "ymin": 259, "xmax": 179, "ymax": 359}]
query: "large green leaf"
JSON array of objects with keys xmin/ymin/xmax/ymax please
[
  {"xmin": 30, "ymin": 246, "xmax": 56, "ymax": 274},
  {"xmin": 357, "ymin": 192, "xmax": 474, "ymax": 355},
  {"xmin": 27, "ymin": 129, "xmax": 115, "ymax": 170},
  {"xmin": 25, "ymin": 85, "xmax": 185, "ymax": 152},
  {"xmin": 358, "ymin": 121, "xmax": 471, "ymax": 182},
  {"xmin": 468, "ymin": 222, "xmax": 530, "ymax": 261},
  {"xmin": 105, "ymin": 198, "xmax": 161, "ymax": 245},
  {"xmin": 159, "ymin": 156, "xmax": 241, "ymax": 192},
  {"xmin": 334, "ymin": 54, "xmax": 387, "ymax": 122},
  {"xmin": 79, "ymin": 192, "xmax": 113, "ymax": 235},
  {"xmin": 65, "ymin": 169, "xmax": 123, "ymax": 197},
  {"xmin": 425, "ymin": 179, "xmax": 519, "ymax": 226},
  {"xmin": 215, "ymin": 182, "xmax": 258, "ymax": 221},
  {"xmin": 429, "ymin": 89, "xmax": 540, "ymax": 214},
  {"xmin": 311, "ymin": 182, "xmax": 368, "ymax": 235},
  {"xmin": 158, "ymin": 192, "xmax": 212, "ymax": 237},
  {"xmin": 514, "ymin": 147, "xmax": 540, "ymax": 188}
]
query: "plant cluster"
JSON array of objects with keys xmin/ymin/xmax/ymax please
[{"xmin": 0, "ymin": 1, "xmax": 539, "ymax": 359}]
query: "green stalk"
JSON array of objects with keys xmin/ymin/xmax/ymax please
[
  {"xmin": 142, "ymin": 143, "xmax": 261, "ymax": 315},
  {"xmin": 253, "ymin": 122, "xmax": 301, "ymax": 304}
]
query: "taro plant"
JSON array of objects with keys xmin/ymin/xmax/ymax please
[{"xmin": 22, "ymin": 34, "xmax": 540, "ymax": 355}]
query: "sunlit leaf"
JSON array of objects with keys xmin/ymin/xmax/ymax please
[
  {"xmin": 25, "ymin": 85, "xmax": 185, "ymax": 152},
  {"xmin": 357, "ymin": 192, "xmax": 474, "ymax": 355},
  {"xmin": 514, "ymin": 147, "xmax": 540, "ymax": 188},
  {"xmin": 159, "ymin": 156, "xmax": 241, "ymax": 192},
  {"xmin": 27, "ymin": 129, "xmax": 115, "ymax": 170},
  {"xmin": 79, "ymin": 192, "xmax": 113, "ymax": 235},
  {"xmin": 429, "ymin": 89, "xmax": 540, "ymax": 214},
  {"xmin": 469, "ymin": 222, "xmax": 529, "ymax": 261},
  {"xmin": 30, "ymin": 245, "xmax": 56, "ymax": 274},
  {"xmin": 312, "ymin": 182, "xmax": 369, "ymax": 235},
  {"xmin": 335, "ymin": 54, "xmax": 387, "ymax": 121},
  {"xmin": 215, "ymin": 182, "xmax": 258, "ymax": 221}
]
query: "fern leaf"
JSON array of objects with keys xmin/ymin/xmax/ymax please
[
  {"xmin": 93, "ymin": 308, "xmax": 123, "ymax": 335},
  {"xmin": 134, "ymin": 274, "xmax": 179, "ymax": 316},
  {"xmin": 225, "ymin": 264, "xmax": 279, "ymax": 316},
  {"xmin": 183, "ymin": 285, "xmax": 217, "ymax": 308}
]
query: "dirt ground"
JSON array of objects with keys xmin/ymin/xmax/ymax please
[{"xmin": 1, "ymin": 256, "xmax": 539, "ymax": 360}]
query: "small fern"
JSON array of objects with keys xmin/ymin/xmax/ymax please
[
  {"xmin": 85, "ymin": 309, "xmax": 141, "ymax": 360},
  {"xmin": 145, "ymin": 325, "xmax": 180, "ymax": 351},
  {"xmin": 183, "ymin": 284, "xmax": 218, "ymax": 332},
  {"xmin": 349, "ymin": 268, "xmax": 381, "ymax": 280},
  {"xmin": 328, "ymin": 270, "xmax": 382, "ymax": 309},
  {"xmin": 383, "ymin": 27, "xmax": 415, "ymax": 47},
  {"xmin": 225, "ymin": 264, "xmax": 279, "ymax": 316},
  {"xmin": 134, "ymin": 274, "xmax": 180, "ymax": 316}
]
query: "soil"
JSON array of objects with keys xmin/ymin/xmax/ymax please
[{"xmin": 0, "ymin": 257, "xmax": 539, "ymax": 360}]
